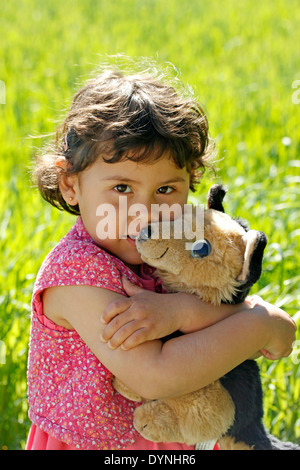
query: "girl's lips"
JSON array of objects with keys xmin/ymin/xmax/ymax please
[{"xmin": 126, "ymin": 236, "xmax": 137, "ymax": 247}]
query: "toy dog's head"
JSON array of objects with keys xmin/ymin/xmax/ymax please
[{"xmin": 136, "ymin": 185, "xmax": 267, "ymax": 305}]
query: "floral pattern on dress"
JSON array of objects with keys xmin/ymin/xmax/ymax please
[{"xmin": 27, "ymin": 217, "xmax": 162, "ymax": 450}]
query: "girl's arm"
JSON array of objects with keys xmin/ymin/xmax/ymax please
[
  {"xmin": 42, "ymin": 284, "xmax": 296, "ymax": 400},
  {"xmin": 99, "ymin": 276, "xmax": 254, "ymax": 349}
]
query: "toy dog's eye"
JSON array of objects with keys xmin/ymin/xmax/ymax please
[{"xmin": 191, "ymin": 239, "xmax": 212, "ymax": 258}]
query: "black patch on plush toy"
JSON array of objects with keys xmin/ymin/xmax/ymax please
[{"xmin": 207, "ymin": 183, "xmax": 227, "ymax": 213}]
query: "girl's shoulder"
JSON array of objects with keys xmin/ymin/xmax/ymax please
[
  {"xmin": 33, "ymin": 217, "xmax": 137, "ymax": 301},
  {"xmin": 45, "ymin": 217, "xmax": 119, "ymax": 273}
]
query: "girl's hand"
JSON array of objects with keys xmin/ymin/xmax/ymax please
[
  {"xmin": 100, "ymin": 276, "xmax": 182, "ymax": 350},
  {"xmin": 100, "ymin": 277, "xmax": 248, "ymax": 350},
  {"xmin": 249, "ymin": 295, "xmax": 297, "ymax": 360}
]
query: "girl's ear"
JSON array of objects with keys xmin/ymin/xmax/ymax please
[{"xmin": 55, "ymin": 157, "xmax": 79, "ymax": 206}]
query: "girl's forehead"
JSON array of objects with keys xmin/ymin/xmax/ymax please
[{"xmin": 92, "ymin": 153, "xmax": 190, "ymax": 182}]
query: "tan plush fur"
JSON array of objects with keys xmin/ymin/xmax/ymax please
[
  {"xmin": 218, "ymin": 436, "xmax": 253, "ymax": 450},
  {"xmin": 113, "ymin": 205, "xmax": 260, "ymax": 449},
  {"xmin": 133, "ymin": 382, "xmax": 236, "ymax": 445},
  {"xmin": 113, "ymin": 377, "xmax": 235, "ymax": 445}
]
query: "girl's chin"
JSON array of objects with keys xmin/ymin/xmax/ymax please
[
  {"xmin": 95, "ymin": 237, "xmax": 143, "ymax": 265},
  {"xmin": 121, "ymin": 251, "xmax": 143, "ymax": 266},
  {"xmin": 120, "ymin": 242, "xmax": 143, "ymax": 266}
]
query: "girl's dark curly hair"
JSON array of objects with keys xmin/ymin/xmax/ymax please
[{"xmin": 33, "ymin": 61, "xmax": 215, "ymax": 215}]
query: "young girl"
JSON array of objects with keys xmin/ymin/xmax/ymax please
[{"xmin": 26, "ymin": 63, "xmax": 296, "ymax": 450}]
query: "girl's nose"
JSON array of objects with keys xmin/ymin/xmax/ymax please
[{"xmin": 130, "ymin": 196, "xmax": 158, "ymax": 227}]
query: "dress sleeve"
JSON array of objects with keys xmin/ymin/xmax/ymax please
[{"xmin": 31, "ymin": 240, "xmax": 128, "ymax": 323}]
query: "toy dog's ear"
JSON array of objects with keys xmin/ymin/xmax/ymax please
[
  {"xmin": 208, "ymin": 184, "xmax": 251, "ymax": 231},
  {"xmin": 207, "ymin": 184, "xmax": 228, "ymax": 212},
  {"xmin": 238, "ymin": 230, "xmax": 268, "ymax": 286},
  {"xmin": 230, "ymin": 230, "xmax": 268, "ymax": 304}
]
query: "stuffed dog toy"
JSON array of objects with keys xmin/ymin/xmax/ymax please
[{"xmin": 113, "ymin": 184, "xmax": 299, "ymax": 450}]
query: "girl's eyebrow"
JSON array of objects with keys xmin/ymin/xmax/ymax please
[
  {"xmin": 102, "ymin": 176, "xmax": 139, "ymax": 183},
  {"xmin": 159, "ymin": 177, "xmax": 187, "ymax": 184},
  {"xmin": 102, "ymin": 175, "xmax": 186, "ymax": 184}
]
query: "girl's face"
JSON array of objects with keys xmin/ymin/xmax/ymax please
[{"xmin": 59, "ymin": 153, "xmax": 190, "ymax": 270}]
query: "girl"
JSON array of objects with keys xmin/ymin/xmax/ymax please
[{"xmin": 26, "ymin": 63, "xmax": 296, "ymax": 450}]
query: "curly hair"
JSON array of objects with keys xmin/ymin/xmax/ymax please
[{"xmin": 33, "ymin": 61, "xmax": 215, "ymax": 215}]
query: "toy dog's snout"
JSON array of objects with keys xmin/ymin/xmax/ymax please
[{"xmin": 139, "ymin": 224, "xmax": 152, "ymax": 241}]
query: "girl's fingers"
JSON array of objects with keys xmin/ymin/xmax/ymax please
[
  {"xmin": 121, "ymin": 329, "xmax": 149, "ymax": 350},
  {"xmin": 101, "ymin": 297, "xmax": 131, "ymax": 324},
  {"xmin": 100, "ymin": 309, "xmax": 136, "ymax": 343},
  {"xmin": 260, "ymin": 347, "xmax": 293, "ymax": 361},
  {"xmin": 106, "ymin": 322, "xmax": 143, "ymax": 350}
]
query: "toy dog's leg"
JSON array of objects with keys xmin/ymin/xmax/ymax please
[
  {"xmin": 112, "ymin": 377, "xmax": 143, "ymax": 402},
  {"xmin": 133, "ymin": 380, "xmax": 235, "ymax": 445},
  {"xmin": 218, "ymin": 435, "xmax": 253, "ymax": 450}
]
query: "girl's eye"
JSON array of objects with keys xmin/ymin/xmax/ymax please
[
  {"xmin": 113, "ymin": 184, "xmax": 131, "ymax": 193},
  {"xmin": 191, "ymin": 239, "xmax": 212, "ymax": 259},
  {"xmin": 157, "ymin": 186, "xmax": 174, "ymax": 194}
]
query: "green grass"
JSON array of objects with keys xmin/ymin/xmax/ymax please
[{"xmin": 1, "ymin": 0, "xmax": 299, "ymax": 449}]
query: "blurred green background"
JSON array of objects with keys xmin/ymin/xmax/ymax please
[{"xmin": 1, "ymin": 0, "xmax": 299, "ymax": 450}]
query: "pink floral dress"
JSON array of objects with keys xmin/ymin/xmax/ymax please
[{"xmin": 26, "ymin": 217, "xmax": 195, "ymax": 450}]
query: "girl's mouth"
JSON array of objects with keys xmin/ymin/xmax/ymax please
[{"xmin": 126, "ymin": 235, "xmax": 137, "ymax": 247}]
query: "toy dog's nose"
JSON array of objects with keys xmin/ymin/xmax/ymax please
[{"xmin": 139, "ymin": 225, "xmax": 152, "ymax": 241}]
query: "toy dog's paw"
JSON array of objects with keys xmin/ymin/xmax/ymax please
[
  {"xmin": 133, "ymin": 400, "xmax": 184, "ymax": 443},
  {"xmin": 112, "ymin": 377, "xmax": 142, "ymax": 402}
]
